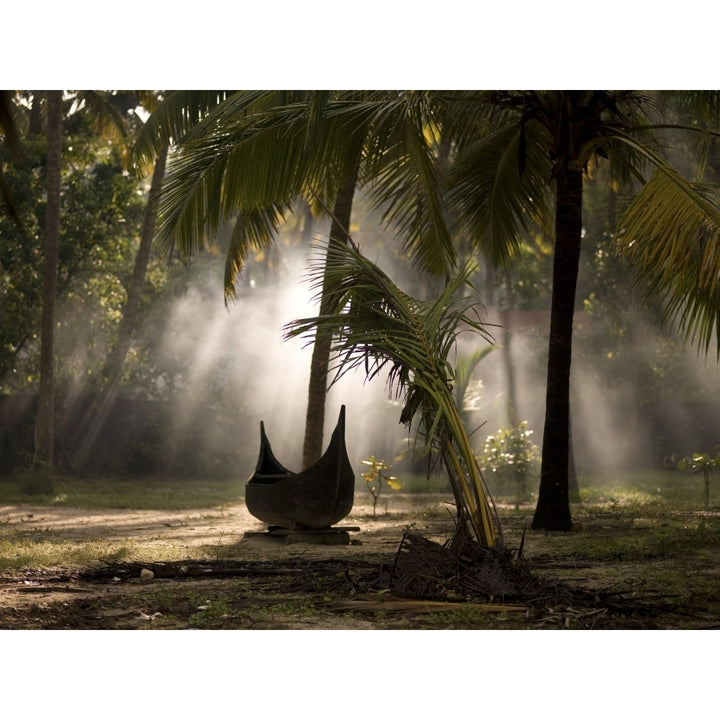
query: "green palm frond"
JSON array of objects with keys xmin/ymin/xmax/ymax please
[
  {"xmin": 153, "ymin": 93, "xmax": 370, "ymax": 258},
  {"xmin": 445, "ymin": 119, "xmax": 554, "ymax": 266},
  {"xmin": 148, "ymin": 91, "xmax": 459, "ymax": 295},
  {"xmin": 76, "ymin": 90, "xmax": 130, "ymax": 142},
  {"xmin": 132, "ymin": 90, "xmax": 235, "ymax": 170},
  {"xmin": 454, "ymin": 346, "xmax": 495, "ymax": 412},
  {"xmin": 223, "ymin": 205, "xmax": 289, "ymax": 300},
  {"xmin": 618, "ymin": 167, "xmax": 720, "ymax": 355},
  {"xmin": 360, "ymin": 92, "xmax": 455, "ymax": 276},
  {"xmin": 153, "ymin": 106, "xmax": 308, "ymax": 258},
  {"xmin": 284, "ymin": 241, "xmax": 500, "ymax": 545}
]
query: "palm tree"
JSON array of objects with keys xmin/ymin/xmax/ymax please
[
  {"xmin": 27, "ymin": 91, "xmax": 134, "ymax": 472},
  {"xmin": 34, "ymin": 90, "xmax": 62, "ymax": 472},
  {"xmin": 137, "ymin": 89, "xmax": 720, "ymax": 534},
  {"xmin": 0, "ymin": 90, "xmax": 23, "ymax": 227},
  {"xmin": 441, "ymin": 90, "xmax": 720, "ymax": 531},
  {"xmin": 73, "ymin": 142, "xmax": 168, "ymax": 466},
  {"xmin": 285, "ymin": 240, "xmax": 500, "ymax": 545},
  {"xmin": 137, "ymin": 91, "xmax": 454, "ymax": 468}
]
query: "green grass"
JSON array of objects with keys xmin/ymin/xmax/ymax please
[
  {"xmin": 0, "ymin": 535, "xmax": 206, "ymax": 574},
  {"xmin": 577, "ymin": 468, "xmax": 714, "ymax": 508},
  {"xmin": 399, "ymin": 471, "xmax": 453, "ymax": 493},
  {"xmin": 0, "ymin": 537, "xmax": 134, "ymax": 572},
  {"xmin": 530, "ymin": 518, "xmax": 720, "ymax": 562},
  {"xmin": 0, "ymin": 473, "xmax": 244, "ymax": 510},
  {"xmin": 2, "ymin": 467, "xmax": 720, "ymax": 628},
  {"xmin": 0, "ymin": 467, "xmax": 710, "ymax": 512}
]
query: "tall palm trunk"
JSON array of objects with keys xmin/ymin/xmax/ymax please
[
  {"xmin": 74, "ymin": 146, "xmax": 168, "ymax": 466},
  {"xmin": 109, "ymin": 146, "xmax": 167, "ymax": 388},
  {"xmin": 502, "ymin": 269, "xmax": 518, "ymax": 426},
  {"xmin": 34, "ymin": 90, "xmax": 62, "ymax": 470},
  {"xmin": 302, "ymin": 160, "xmax": 360, "ymax": 468},
  {"xmin": 531, "ymin": 163, "xmax": 582, "ymax": 531}
]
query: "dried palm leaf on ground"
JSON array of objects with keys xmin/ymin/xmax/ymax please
[{"xmin": 389, "ymin": 531, "xmax": 571, "ymax": 604}]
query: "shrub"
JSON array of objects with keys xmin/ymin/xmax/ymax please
[{"xmin": 477, "ymin": 421, "xmax": 540, "ymax": 502}]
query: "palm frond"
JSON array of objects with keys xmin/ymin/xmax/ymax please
[
  {"xmin": 618, "ymin": 167, "xmax": 720, "ymax": 355},
  {"xmin": 223, "ymin": 205, "xmax": 289, "ymax": 301},
  {"xmin": 152, "ymin": 91, "xmax": 461, "ymax": 287},
  {"xmin": 153, "ymin": 103, "xmax": 311, "ymax": 257},
  {"xmin": 284, "ymin": 241, "xmax": 500, "ymax": 545},
  {"xmin": 454, "ymin": 346, "xmax": 495, "ymax": 412},
  {"xmin": 359, "ymin": 92, "xmax": 456, "ymax": 276},
  {"xmin": 132, "ymin": 90, "xmax": 236, "ymax": 170},
  {"xmin": 445, "ymin": 120, "xmax": 554, "ymax": 266},
  {"xmin": 77, "ymin": 90, "xmax": 130, "ymax": 143}
]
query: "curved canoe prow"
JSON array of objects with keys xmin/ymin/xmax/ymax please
[
  {"xmin": 252, "ymin": 421, "xmax": 293, "ymax": 480},
  {"xmin": 245, "ymin": 405, "xmax": 355, "ymax": 529}
]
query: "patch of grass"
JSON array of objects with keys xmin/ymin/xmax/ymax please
[
  {"xmin": 524, "ymin": 514, "xmax": 720, "ymax": 571},
  {"xmin": 187, "ymin": 595, "xmax": 236, "ymax": 628},
  {"xmin": 400, "ymin": 472, "xmax": 452, "ymax": 493},
  {"xmin": 578, "ymin": 470, "xmax": 710, "ymax": 508},
  {"xmin": 0, "ymin": 534, "xmax": 208, "ymax": 573},
  {"xmin": 407, "ymin": 604, "xmax": 504, "ymax": 630},
  {"xmin": 0, "ymin": 474, "xmax": 243, "ymax": 510},
  {"xmin": 0, "ymin": 537, "xmax": 135, "ymax": 572},
  {"xmin": 16, "ymin": 469, "xmax": 56, "ymax": 496}
]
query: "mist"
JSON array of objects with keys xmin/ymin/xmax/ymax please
[
  {"xmin": 134, "ymin": 247, "xmax": 412, "ymax": 479},
  {"xmin": 53, "ymin": 221, "xmax": 720, "ymax": 486},
  {"xmin": 139, "ymin": 256, "xmax": 720, "ymax": 483},
  {"xmin": 468, "ymin": 307, "xmax": 720, "ymax": 480}
]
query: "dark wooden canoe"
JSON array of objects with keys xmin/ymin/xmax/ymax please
[{"xmin": 245, "ymin": 405, "xmax": 355, "ymax": 529}]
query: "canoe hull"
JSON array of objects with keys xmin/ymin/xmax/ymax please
[{"xmin": 245, "ymin": 406, "xmax": 355, "ymax": 529}]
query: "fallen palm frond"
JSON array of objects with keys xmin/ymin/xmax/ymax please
[{"xmin": 284, "ymin": 241, "xmax": 500, "ymax": 546}]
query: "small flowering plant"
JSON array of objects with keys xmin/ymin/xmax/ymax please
[
  {"xmin": 677, "ymin": 449, "xmax": 720, "ymax": 507},
  {"xmin": 361, "ymin": 455, "xmax": 401, "ymax": 517}
]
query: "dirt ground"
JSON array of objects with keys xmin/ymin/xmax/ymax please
[{"xmin": 1, "ymin": 494, "xmax": 719, "ymax": 629}]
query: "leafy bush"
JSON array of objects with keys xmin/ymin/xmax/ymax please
[{"xmin": 477, "ymin": 421, "xmax": 540, "ymax": 502}]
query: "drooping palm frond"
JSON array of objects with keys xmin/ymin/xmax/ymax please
[
  {"xmin": 223, "ymin": 205, "xmax": 288, "ymax": 299},
  {"xmin": 76, "ymin": 90, "xmax": 130, "ymax": 142},
  {"xmin": 444, "ymin": 119, "xmax": 554, "ymax": 266},
  {"xmin": 151, "ymin": 93, "xmax": 370, "ymax": 263},
  {"xmin": 617, "ymin": 167, "xmax": 720, "ymax": 356},
  {"xmin": 454, "ymin": 345, "xmax": 495, "ymax": 414},
  {"xmin": 145, "ymin": 91, "xmax": 460, "ymax": 300},
  {"xmin": 284, "ymin": 241, "xmax": 500, "ymax": 546},
  {"xmin": 359, "ymin": 92, "xmax": 455, "ymax": 277}
]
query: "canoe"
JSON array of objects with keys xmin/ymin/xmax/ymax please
[{"xmin": 245, "ymin": 405, "xmax": 355, "ymax": 529}]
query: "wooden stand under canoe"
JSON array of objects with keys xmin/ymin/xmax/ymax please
[{"xmin": 245, "ymin": 405, "xmax": 355, "ymax": 530}]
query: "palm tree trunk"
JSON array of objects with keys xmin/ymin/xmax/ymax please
[
  {"xmin": 34, "ymin": 90, "xmax": 62, "ymax": 471},
  {"xmin": 502, "ymin": 269, "xmax": 518, "ymax": 426},
  {"xmin": 531, "ymin": 164, "xmax": 582, "ymax": 531},
  {"xmin": 110, "ymin": 146, "xmax": 167, "ymax": 386},
  {"xmin": 568, "ymin": 404, "xmax": 580, "ymax": 502},
  {"xmin": 74, "ymin": 146, "xmax": 168, "ymax": 467},
  {"xmin": 301, "ymin": 161, "xmax": 359, "ymax": 469}
]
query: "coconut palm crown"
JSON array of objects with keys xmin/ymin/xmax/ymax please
[{"xmin": 285, "ymin": 240, "xmax": 501, "ymax": 546}]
